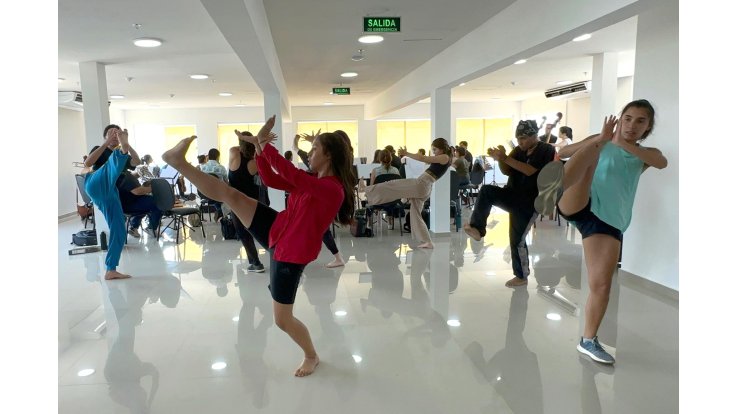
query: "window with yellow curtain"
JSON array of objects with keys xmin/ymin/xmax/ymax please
[
  {"xmin": 376, "ymin": 121, "xmax": 405, "ymax": 154},
  {"xmin": 405, "ymin": 120, "xmax": 431, "ymax": 153},
  {"xmin": 217, "ymin": 123, "xmax": 262, "ymax": 166},
  {"xmin": 163, "ymin": 125, "xmax": 198, "ymax": 164},
  {"xmin": 295, "ymin": 121, "xmax": 359, "ymax": 154},
  {"xmin": 456, "ymin": 118, "xmax": 514, "ymax": 158}
]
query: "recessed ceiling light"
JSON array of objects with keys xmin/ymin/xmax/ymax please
[
  {"xmin": 556, "ymin": 80, "xmax": 573, "ymax": 86},
  {"xmin": 447, "ymin": 319, "xmax": 461, "ymax": 327},
  {"xmin": 211, "ymin": 362, "xmax": 227, "ymax": 370},
  {"xmin": 573, "ymin": 34, "xmax": 592, "ymax": 42},
  {"xmin": 109, "ymin": 95, "xmax": 125, "ymax": 99},
  {"xmin": 58, "ymin": 78, "xmax": 65, "ymax": 82},
  {"xmin": 218, "ymin": 92, "xmax": 233, "ymax": 96},
  {"xmin": 352, "ymin": 355, "xmax": 363, "ymax": 363},
  {"xmin": 459, "ymin": 83, "xmax": 466, "ymax": 87},
  {"xmin": 77, "ymin": 369, "xmax": 95, "ymax": 377},
  {"xmin": 190, "ymin": 74, "xmax": 209, "ymax": 80},
  {"xmin": 234, "ymin": 104, "xmax": 246, "ymax": 107},
  {"xmin": 514, "ymin": 59, "xmax": 527, "ymax": 65},
  {"xmin": 341, "ymin": 72, "xmax": 358, "ymax": 78},
  {"xmin": 232, "ymin": 316, "xmax": 239, "ymax": 321},
  {"xmin": 323, "ymin": 102, "xmax": 334, "ymax": 106},
  {"xmin": 334, "ymin": 310, "xmax": 347, "ymax": 316},
  {"xmin": 133, "ymin": 37, "xmax": 163, "ymax": 48},
  {"xmin": 359, "ymin": 35, "xmax": 384, "ymax": 44}
]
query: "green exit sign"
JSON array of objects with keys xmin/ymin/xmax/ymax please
[
  {"xmin": 363, "ymin": 17, "xmax": 400, "ymax": 33},
  {"xmin": 332, "ymin": 87, "xmax": 351, "ymax": 95}
]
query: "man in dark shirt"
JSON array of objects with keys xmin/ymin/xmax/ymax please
[
  {"xmin": 117, "ymin": 171, "xmax": 163, "ymax": 237},
  {"xmin": 458, "ymin": 140, "xmax": 474, "ymax": 164},
  {"xmin": 540, "ymin": 123, "xmax": 558, "ymax": 144},
  {"xmin": 463, "ymin": 120, "xmax": 556, "ymax": 288}
]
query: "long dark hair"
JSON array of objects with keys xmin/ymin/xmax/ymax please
[
  {"xmin": 431, "ymin": 138, "xmax": 451, "ymax": 163},
  {"xmin": 620, "ymin": 99, "xmax": 656, "ymax": 141},
  {"xmin": 316, "ymin": 132, "xmax": 355, "ymax": 225},
  {"xmin": 238, "ymin": 131, "xmax": 256, "ymax": 159}
]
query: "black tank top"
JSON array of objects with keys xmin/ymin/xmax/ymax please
[
  {"xmin": 424, "ymin": 157, "xmax": 451, "ymax": 180},
  {"xmin": 228, "ymin": 152, "xmax": 260, "ymax": 199}
]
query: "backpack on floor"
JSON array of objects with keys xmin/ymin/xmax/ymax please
[
  {"xmin": 72, "ymin": 229, "xmax": 97, "ymax": 246},
  {"xmin": 220, "ymin": 213, "xmax": 238, "ymax": 240},
  {"xmin": 350, "ymin": 209, "xmax": 373, "ymax": 237}
]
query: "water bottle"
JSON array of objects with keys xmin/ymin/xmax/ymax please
[{"xmin": 100, "ymin": 231, "xmax": 108, "ymax": 251}]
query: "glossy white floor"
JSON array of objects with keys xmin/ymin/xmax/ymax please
[{"xmin": 58, "ymin": 208, "xmax": 678, "ymax": 413}]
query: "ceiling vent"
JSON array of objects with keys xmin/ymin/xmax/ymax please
[{"xmin": 544, "ymin": 81, "xmax": 590, "ymax": 98}]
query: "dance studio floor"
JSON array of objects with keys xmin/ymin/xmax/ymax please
[{"xmin": 58, "ymin": 208, "xmax": 678, "ymax": 413}]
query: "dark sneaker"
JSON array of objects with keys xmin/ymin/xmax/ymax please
[
  {"xmin": 534, "ymin": 161, "xmax": 564, "ymax": 216},
  {"xmin": 128, "ymin": 228, "xmax": 141, "ymax": 238},
  {"xmin": 577, "ymin": 336, "xmax": 615, "ymax": 364},
  {"xmin": 247, "ymin": 263, "xmax": 265, "ymax": 273}
]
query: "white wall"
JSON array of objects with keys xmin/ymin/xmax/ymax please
[
  {"xmin": 58, "ymin": 108, "xmax": 87, "ymax": 217},
  {"xmin": 622, "ymin": 0, "xmax": 679, "ymax": 290}
]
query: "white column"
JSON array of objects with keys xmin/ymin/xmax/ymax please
[
  {"xmin": 264, "ymin": 92, "xmax": 285, "ymax": 212},
  {"xmin": 429, "ymin": 87, "xmax": 451, "ymax": 234},
  {"xmin": 79, "ymin": 61, "xmax": 111, "ymax": 240},
  {"xmin": 588, "ymin": 52, "xmax": 618, "ymax": 134}
]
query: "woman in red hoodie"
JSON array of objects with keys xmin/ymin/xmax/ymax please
[{"xmin": 162, "ymin": 116, "xmax": 354, "ymax": 377}]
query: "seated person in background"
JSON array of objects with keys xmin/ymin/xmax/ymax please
[
  {"xmin": 134, "ymin": 154, "xmax": 157, "ymax": 184},
  {"xmin": 200, "ymin": 148, "xmax": 228, "ymax": 220},
  {"xmin": 384, "ymin": 145, "xmax": 403, "ymax": 171},
  {"xmin": 118, "ymin": 170, "xmax": 163, "ymax": 238},
  {"xmin": 370, "ymin": 150, "xmax": 400, "ymax": 185},
  {"xmin": 458, "ymin": 141, "xmax": 473, "ymax": 164},
  {"xmin": 418, "ymin": 148, "xmax": 426, "ymax": 156},
  {"xmin": 553, "ymin": 126, "xmax": 574, "ymax": 161},
  {"xmin": 196, "ymin": 154, "xmax": 207, "ymax": 171},
  {"xmin": 371, "ymin": 149, "xmax": 381, "ymax": 164},
  {"xmin": 453, "ymin": 146, "xmax": 471, "ymax": 187},
  {"xmin": 284, "ymin": 150, "xmax": 293, "ymax": 162}
]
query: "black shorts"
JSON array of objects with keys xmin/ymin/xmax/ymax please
[
  {"xmin": 246, "ymin": 202, "xmax": 306, "ymax": 304},
  {"xmin": 558, "ymin": 199, "xmax": 623, "ymax": 242}
]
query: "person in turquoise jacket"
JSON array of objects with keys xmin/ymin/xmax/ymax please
[{"xmin": 535, "ymin": 100, "xmax": 668, "ymax": 365}]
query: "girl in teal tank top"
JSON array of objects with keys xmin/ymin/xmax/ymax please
[{"xmin": 548, "ymin": 100, "xmax": 668, "ymax": 365}]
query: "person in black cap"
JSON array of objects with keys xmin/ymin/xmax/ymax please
[{"xmin": 463, "ymin": 120, "xmax": 556, "ymax": 288}]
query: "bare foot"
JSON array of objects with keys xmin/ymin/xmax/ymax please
[
  {"xmin": 418, "ymin": 242, "xmax": 434, "ymax": 249},
  {"xmin": 162, "ymin": 135, "xmax": 197, "ymax": 168},
  {"xmin": 104, "ymin": 270, "xmax": 131, "ymax": 280},
  {"xmin": 504, "ymin": 277, "xmax": 528, "ymax": 288},
  {"xmin": 463, "ymin": 223, "xmax": 482, "ymax": 241},
  {"xmin": 325, "ymin": 259, "xmax": 345, "ymax": 268},
  {"xmin": 294, "ymin": 356, "xmax": 320, "ymax": 377}
]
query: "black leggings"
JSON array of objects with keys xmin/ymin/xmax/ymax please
[
  {"xmin": 246, "ymin": 203, "xmax": 306, "ymax": 304},
  {"xmin": 231, "ymin": 212, "xmax": 262, "ymax": 265},
  {"xmin": 322, "ymin": 228, "xmax": 339, "ymax": 255}
]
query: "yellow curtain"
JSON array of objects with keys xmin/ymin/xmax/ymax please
[
  {"xmin": 163, "ymin": 126, "xmax": 197, "ymax": 164},
  {"xmin": 484, "ymin": 118, "xmax": 514, "ymax": 153},
  {"xmin": 456, "ymin": 119, "xmax": 484, "ymax": 157},
  {"xmin": 405, "ymin": 120, "xmax": 431, "ymax": 153}
]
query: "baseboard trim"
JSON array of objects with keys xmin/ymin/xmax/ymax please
[
  {"xmin": 617, "ymin": 269, "xmax": 678, "ymax": 306},
  {"xmin": 59, "ymin": 212, "xmax": 77, "ymax": 222}
]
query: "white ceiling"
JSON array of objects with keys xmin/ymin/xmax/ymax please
[{"xmin": 58, "ymin": 0, "xmax": 638, "ymax": 111}]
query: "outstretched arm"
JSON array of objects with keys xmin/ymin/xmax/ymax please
[{"xmin": 398, "ymin": 146, "xmax": 449, "ymax": 164}]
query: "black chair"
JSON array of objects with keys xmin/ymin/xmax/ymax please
[
  {"xmin": 198, "ymin": 173, "xmax": 222, "ymax": 221},
  {"xmin": 459, "ymin": 169, "xmax": 484, "ymax": 208},
  {"xmin": 449, "ymin": 171, "xmax": 462, "ymax": 232},
  {"xmin": 151, "ymin": 178, "xmax": 205, "ymax": 242},
  {"xmin": 366, "ymin": 173, "xmax": 404, "ymax": 235}
]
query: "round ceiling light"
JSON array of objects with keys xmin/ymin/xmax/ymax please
[
  {"xmin": 133, "ymin": 37, "xmax": 163, "ymax": 48},
  {"xmin": 189, "ymin": 74, "xmax": 209, "ymax": 80},
  {"xmin": 109, "ymin": 95, "xmax": 125, "ymax": 99},
  {"xmin": 573, "ymin": 34, "xmax": 592, "ymax": 42},
  {"xmin": 218, "ymin": 92, "xmax": 233, "ymax": 96},
  {"xmin": 341, "ymin": 72, "xmax": 358, "ymax": 78},
  {"xmin": 359, "ymin": 35, "xmax": 384, "ymax": 44},
  {"xmin": 514, "ymin": 59, "xmax": 527, "ymax": 65}
]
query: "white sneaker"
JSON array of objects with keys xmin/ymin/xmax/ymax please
[{"xmin": 534, "ymin": 161, "xmax": 564, "ymax": 216}]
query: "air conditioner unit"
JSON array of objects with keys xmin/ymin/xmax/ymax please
[
  {"xmin": 58, "ymin": 91, "xmax": 84, "ymax": 110},
  {"xmin": 544, "ymin": 81, "xmax": 590, "ymax": 98},
  {"xmin": 58, "ymin": 91, "xmax": 112, "ymax": 110}
]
